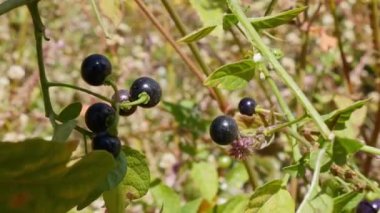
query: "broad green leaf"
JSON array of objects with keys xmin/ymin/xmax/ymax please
[
  {"xmin": 178, "ymin": 25, "xmax": 217, "ymax": 43},
  {"xmin": 151, "ymin": 183, "xmax": 181, "ymax": 213},
  {"xmin": 181, "ymin": 198, "xmax": 203, "ymax": 213},
  {"xmin": 0, "ymin": 139, "xmax": 116, "ymax": 213},
  {"xmin": 302, "ymin": 193, "xmax": 334, "ymax": 213},
  {"xmin": 122, "ymin": 147, "xmax": 150, "ymax": 200},
  {"xmin": 332, "ymin": 137, "xmax": 364, "ymax": 165},
  {"xmin": 77, "ymin": 151, "xmax": 127, "ymax": 210},
  {"xmin": 103, "ymin": 184, "xmax": 126, "ymax": 213},
  {"xmin": 332, "ymin": 96, "xmax": 368, "ymax": 138},
  {"xmin": 333, "ymin": 192, "xmax": 364, "ymax": 213},
  {"xmin": 99, "ymin": 0, "xmax": 123, "ymax": 28},
  {"xmin": 189, "ymin": 0, "xmax": 225, "ymax": 37},
  {"xmin": 324, "ymin": 99, "xmax": 369, "ymax": 130},
  {"xmin": 57, "ymin": 102, "xmax": 82, "ymax": 122},
  {"xmin": 52, "ymin": 120, "xmax": 77, "ymax": 142},
  {"xmin": 246, "ymin": 180, "xmax": 294, "ymax": 213},
  {"xmin": 249, "ymin": 7, "xmax": 307, "ymax": 29},
  {"xmin": 190, "ymin": 162, "xmax": 218, "ymax": 202},
  {"xmin": 309, "ymin": 147, "xmax": 332, "ymax": 172},
  {"xmin": 223, "ymin": 14, "xmax": 238, "ymax": 30},
  {"xmin": 216, "ymin": 195, "xmax": 248, "ymax": 213},
  {"xmin": 204, "ymin": 60, "xmax": 256, "ymax": 90},
  {"xmin": 225, "ymin": 162, "xmax": 248, "ymax": 189}
]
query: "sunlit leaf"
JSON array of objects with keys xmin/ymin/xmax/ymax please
[
  {"xmin": 333, "ymin": 192, "xmax": 364, "ymax": 213},
  {"xmin": 151, "ymin": 183, "xmax": 181, "ymax": 213},
  {"xmin": 216, "ymin": 195, "xmax": 248, "ymax": 213},
  {"xmin": 204, "ymin": 60, "xmax": 256, "ymax": 90},
  {"xmin": 52, "ymin": 120, "xmax": 77, "ymax": 142},
  {"xmin": 190, "ymin": 162, "xmax": 218, "ymax": 202},
  {"xmin": 249, "ymin": 7, "xmax": 307, "ymax": 29},
  {"xmin": 178, "ymin": 25, "xmax": 217, "ymax": 43}
]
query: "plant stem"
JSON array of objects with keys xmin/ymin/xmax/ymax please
[
  {"xmin": 227, "ymin": 0, "xmax": 332, "ymax": 140},
  {"xmin": 296, "ymin": 146, "xmax": 326, "ymax": 213},
  {"xmin": 0, "ymin": 0, "xmax": 36, "ymax": 16},
  {"xmin": 160, "ymin": 0, "xmax": 228, "ymax": 112},
  {"xmin": 329, "ymin": 0, "xmax": 353, "ymax": 94},
  {"xmin": 264, "ymin": 0, "xmax": 278, "ymax": 16},
  {"xmin": 261, "ymin": 66, "xmax": 302, "ymax": 161},
  {"xmin": 88, "ymin": 0, "xmax": 110, "ymax": 38},
  {"xmin": 105, "ymin": 80, "xmax": 119, "ymax": 136},
  {"xmin": 242, "ymin": 158, "xmax": 259, "ymax": 189},
  {"xmin": 360, "ymin": 145, "xmax": 380, "ymax": 156},
  {"xmin": 28, "ymin": 2, "xmax": 55, "ymax": 125},
  {"xmin": 119, "ymin": 92, "xmax": 150, "ymax": 109},
  {"xmin": 48, "ymin": 82, "xmax": 113, "ymax": 103},
  {"xmin": 265, "ymin": 114, "xmax": 307, "ymax": 136}
]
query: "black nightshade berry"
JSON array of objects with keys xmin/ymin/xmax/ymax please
[
  {"xmin": 81, "ymin": 54, "xmax": 112, "ymax": 86},
  {"xmin": 209, "ymin": 115, "xmax": 238, "ymax": 145},
  {"xmin": 238, "ymin": 97, "xmax": 257, "ymax": 116},
  {"xmin": 92, "ymin": 132, "xmax": 121, "ymax": 158},
  {"xmin": 85, "ymin": 102, "xmax": 115, "ymax": 133},
  {"xmin": 130, "ymin": 77, "xmax": 162, "ymax": 108},
  {"xmin": 112, "ymin": 89, "xmax": 137, "ymax": 116}
]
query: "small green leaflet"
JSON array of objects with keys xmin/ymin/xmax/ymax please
[
  {"xmin": 52, "ymin": 120, "xmax": 77, "ymax": 142},
  {"xmin": 223, "ymin": 6, "xmax": 307, "ymax": 30},
  {"xmin": 204, "ymin": 59, "xmax": 256, "ymax": 90},
  {"xmin": 323, "ymin": 99, "xmax": 369, "ymax": 130},
  {"xmin": 249, "ymin": 6, "xmax": 307, "ymax": 29},
  {"xmin": 332, "ymin": 137, "xmax": 364, "ymax": 165},
  {"xmin": 245, "ymin": 180, "xmax": 295, "ymax": 213},
  {"xmin": 57, "ymin": 102, "xmax": 82, "ymax": 122},
  {"xmin": 333, "ymin": 192, "xmax": 364, "ymax": 213},
  {"xmin": 178, "ymin": 26, "xmax": 217, "ymax": 43}
]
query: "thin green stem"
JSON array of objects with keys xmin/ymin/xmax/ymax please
[
  {"xmin": 265, "ymin": 114, "xmax": 307, "ymax": 136},
  {"xmin": 120, "ymin": 92, "xmax": 150, "ymax": 110},
  {"xmin": 0, "ymin": 0, "xmax": 35, "ymax": 16},
  {"xmin": 264, "ymin": 0, "xmax": 278, "ymax": 16},
  {"xmin": 261, "ymin": 66, "xmax": 301, "ymax": 160},
  {"xmin": 83, "ymin": 134, "xmax": 88, "ymax": 154},
  {"xmin": 296, "ymin": 147, "xmax": 326, "ymax": 213},
  {"xmin": 285, "ymin": 128, "xmax": 312, "ymax": 149},
  {"xmin": 89, "ymin": 0, "xmax": 110, "ymax": 38},
  {"xmin": 227, "ymin": 0, "xmax": 332, "ymax": 140},
  {"xmin": 28, "ymin": 2, "xmax": 55, "ymax": 125},
  {"xmin": 255, "ymin": 107, "xmax": 284, "ymax": 118},
  {"xmin": 105, "ymin": 80, "xmax": 119, "ymax": 136},
  {"xmin": 48, "ymin": 82, "xmax": 113, "ymax": 103},
  {"xmin": 360, "ymin": 145, "xmax": 380, "ymax": 156},
  {"xmin": 242, "ymin": 158, "xmax": 259, "ymax": 189}
]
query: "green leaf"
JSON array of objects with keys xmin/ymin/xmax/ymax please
[
  {"xmin": 189, "ymin": 0, "xmax": 225, "ymax": 37},
  {"xmin": 181, "ymin": 198, "xmax": 203, "ymax": 213},
  {"xmin": 223, "ymin": 14, "xmax": 238, "ymax": 30},
  {"xmin": 302, "ymin": 193, "xmax": 334, "ymax": 213},
  {"xmin": 0, "ymin": 139, "xmax": 116, "ymax": 213},
  {"xmin": 190, "ymin": 162, "xmax": 218, "ymax": 202},
  {"xmin": 103, "ymin": 184, "xmax": 126, "ymax": 213},
  {"xmin": 225, "ymin": 162, "xmax": 248, "ymax": 189},
  {"xmin": 122, "ymin": 147, "xmax": 150, "ymax": 200},
  {"xmin": 204, "ymin": 60, "xmax": 256, "ymax": 90},
  {"xmin": 77, "ymin": 151, "xmax": 127, "ymax": 210},
  {"xmin": 57, "ymin": 102, "xmax": 82, "ymax": 122},
  {"xmin": 151, "ymin": 183, "xmax": 181, "ymax": 213},
  {"xmin": 332, "ymin": 97, "xmax": 368, "ymax": 138},
  {"xmin": 178, "ymin": 25, "xmax": 217, "ymax": 43},
  {"xmin": 99, "ymin": 0, "xmax": 123, "ymax": 28},
  {"xmin": 52, "ymin": 120, "xmax": 77, "ymax": 142},
  {"xmin": 333, "ymin": 192, "xmax": 364, "ymax": 213},
  {"xmin": 216, "ymin": 195, "xmax": 248, "ymax": 213},
  {"xmin": 249, "ymin": 7, "xmax": 307, "ymax": 29},
  {"xmin": 332, "ymin": 137, "xmax": 364, "ymax": 165},
  {"xmin": 245, "ymin": 180, "xmax": 295, "ymax": 213},
  {"xmin": 324, "ymin": 99, "xmax": 369, "ymax": 130}
]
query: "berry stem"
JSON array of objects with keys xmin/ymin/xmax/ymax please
[
  {"xmin": 227, "ymin": 0, "xmax": 332, "ymax": 140},
  {"xmin": 48, "ymin": 82, "xmax": 113, "ymax": 103},
  {"xmin": 119, "ymin": 92, "xmax": 150, "ymax": 109},
  {"xmin": 105, "ymin": 80, "xmax": 120, "ymax": 136},
  {"xmin": 28, "ymin": 2, "xmax": 55, "ymax": 125},
  {"xmin": 0, "ymin": 0, "xmax": 34, "ymax": 16}
]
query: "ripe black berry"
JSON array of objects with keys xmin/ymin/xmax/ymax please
[
  {"xmin": 112, "ymin": 89, "xmax": 137, "ymax": 116},
  {"xmin": 238, "ymin": 97, "xmax": 257, "ymax": 116},
  {"xmin": 92, "ymin": 132, "xmax": 121, "ymax": 157},
  {"xmin": 85, "ymin": 102, "xmax": 115, "ymax": 133},
  {"xmin": 356, "ymin": 200, "xmax": 377, "ymax": 213},
  {"xmin": 81, "ymin": 54, "xmax": 112, "ymax": 86},
  {"xmin": 209, "ymin": 115, "xmax": 238, "ymax": 145},
  {"xmin": 130, "ymin": 77, "xmax": 161, "ymax": 108}
]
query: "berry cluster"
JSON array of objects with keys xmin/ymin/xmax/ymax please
[
  {"xmin": 81, "ymin": 54, "xmax": 161, "ymax": 157},
  {"xmin": 209, "ymin": 97, "xmax": 256, "ymax": 145}
]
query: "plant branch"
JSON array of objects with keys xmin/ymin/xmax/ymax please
[
  {"xmin": 48, "ymin": 82, "xmax": 113, "ymax": 103},
  {"xmin": 0, "ymin": 0, "xmax": 38, "ymax": 16},
  {"xmin": 242, "ymin": 158, "xmax": 259, "ymax": 189},
  {"xmin": 227, "ymin": 0, "xmax": 332, "ymax": 140},
  {"xmin": 329, "ymin": 0, "xmax": 353, "ymax": 94},
  {"xmin": 296, "ymin": 146, "xmax": 326, "ymax": 213}
]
